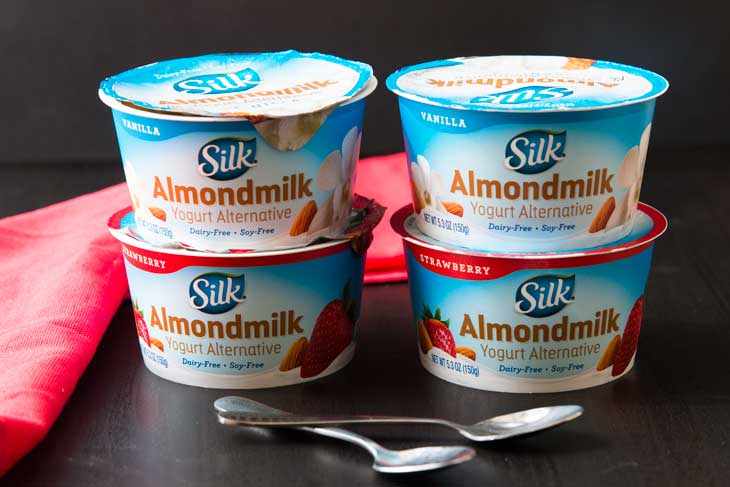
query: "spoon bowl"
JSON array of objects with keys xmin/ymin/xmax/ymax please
[{"xmin": 459, "ymin": 405, "xmax": 584, "ymax": 441}]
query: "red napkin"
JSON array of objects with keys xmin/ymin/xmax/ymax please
[
  {"xmin": 0, "ymin": 184, "xmax": 130, "ymax": 476},
  {"xmin": 354, "ymin": 152, "xmax": 410, "ymax": 283},
  {"xmin": 0, "ymin": 153, "xmax": 409, "ymax": 475}
]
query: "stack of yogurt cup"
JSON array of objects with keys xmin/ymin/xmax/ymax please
[
  {"xmin": 386, "ymin": 55, "xmax": 669, "ymax": 392},
  {"xmin": 99, "ymin": 51, "xmax": 382, "ymax": 388}
]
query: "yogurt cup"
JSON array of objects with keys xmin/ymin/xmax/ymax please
[
  {"xmin": 386, "ymin": 55, "xmax": 668, "ymax": 252},
  {"xmin": 391, "ymin": 202, "xmax": 667, "ymax": 393},
  {"xmin": 108, "ymin": 197, "xmax": 384, "ymax": 389},
  {"xmin": 100, "ymin": 51, "xmax": 376, "ymax": 251}
]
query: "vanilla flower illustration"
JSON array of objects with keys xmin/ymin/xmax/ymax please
[
  {"xmin": 410, "ymin": 155, "xmax": 446, "ymax": 214},
  {"xmin": 606, "ymin": 124, "xmax": 652, "ymax": 230},
  {"xmin": 309, "ymin": 126, "xmax": 361, "ymax": 233},
  {"xmin": 123, "ymin": 160, "xmax": 146, "ymax": 212}
]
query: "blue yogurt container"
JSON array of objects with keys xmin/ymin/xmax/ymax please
[
  {"xmin": 100, "ymin": 51, "xmax": 376, "ymax": 252},
  {"xmin": 392, "ymin": 202, "xmax": 667, "ymax": 392},
  {"xmin": 387, "ymin": 55, "xmax": 668, "ymax": 252}
]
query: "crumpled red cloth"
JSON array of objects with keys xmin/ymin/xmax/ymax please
[
  {"xmin": 0, "ymin": 152, "xmax": 409, "ymax": 476},
  {"xmin": 354, "ymin": 152, "xmax": 410, "ymax": 283}
]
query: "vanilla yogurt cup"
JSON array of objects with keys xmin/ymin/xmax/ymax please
[
  {"xmin": 100, "ymin": 51, "xmax": 376, "ymax": 251},
  {"xmin": 387, "ymin": 55, "xmax": 668, "ymax": 252},
  {"xmin": 391, "ymin": 202, "xmax": 667, "ymax": 393},
  {"xmin": 108, "ymin": 197, "xmax": 383, "ymax": 388}
]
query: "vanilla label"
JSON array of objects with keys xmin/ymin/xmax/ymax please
[
  {"xmin": 113, "ymin": 93, "xmax": 365, "ymax": 251},
  {"xmin": 398, "ymin": 97, "xmax": 655, "ymax": 252}
]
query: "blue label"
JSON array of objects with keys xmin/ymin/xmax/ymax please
[
  {"xmin": 197, "ymin": 137, "xmax": 258, "ymax": 181},
  {"xmin": 472, "ymin": 86, "xmax": 573, "ymax": 105},
  {"xmin": 173, "ymin": 68, "xmax": 260, "ymax": 95},
  {"xmin": 514, "ymin": 274, "xmax": 575, "ymax": 317},
  {"xmin": 504, "ymin": 130, "xmax": 566, "ymax": 174},
  {"xmin": 189, "ymin": 272, "xmax": 246, "ymax": 314}
]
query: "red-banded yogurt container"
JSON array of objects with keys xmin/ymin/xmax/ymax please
[
  {"xmin": 108, "ymin": 197, "xmax": 384, "ymax": 389},
  {"xmin": 391, "ymin": 202, "xmax": 667, "ymax": 392},
  {"xmin": 100, "ymin": 51, "xmax": 376, "ymax": 252}
]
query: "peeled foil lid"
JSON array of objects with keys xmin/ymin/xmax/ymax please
[
  {"xmin": 99, "ymin": 50, "xmax": 373, "ymax": 118},
  {"xmin": 386, "ymin": 55, "xmax": 668, "ymax": 112}
]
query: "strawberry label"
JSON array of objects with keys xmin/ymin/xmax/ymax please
[
  {"xmin": 395, "ymin": 202, "xmax": 666, "ymax": 393},
  {"xmin": 133, "ymin": 301, "xmax": 151, "ymax": 347},
  {"xmin": 420, "ymin": 305, "xmax": 455, "ymax": 357},
  {"xmin": 301, "ymin": 280, "xmax": 357, "ymax": 378},
  {"xmin": 117, "ymin": 231, "xmax": 369, "ymax": 389},
  {"xmin": 611, "ymin": 296, "xmax": 644, "ymax": 377}
]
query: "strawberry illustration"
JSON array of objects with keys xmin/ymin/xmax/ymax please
[
  {"xmin": 132, "ymin": 300, "xmax": 151, "ymax": 348},
  {"xmin": 421, "ymin": 305, "xmax": 456, "ymax": 357},
  {"xmin": 612, "ymin": 296, "xmax": 644, "ymax": 377},
  {"xmin": 301, "ymin": 281, "xmax": 357, "ymax": 378}
]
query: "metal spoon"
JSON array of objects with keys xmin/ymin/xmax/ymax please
[
  {"xmin": 217, "ymin": 401, "xmax": 583, "ymax": 442},
  {"xmin": 214, "ymin": 396, "xmax": 475, "ymax": 474}
]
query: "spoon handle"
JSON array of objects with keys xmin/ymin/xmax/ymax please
[
  {"xmin": 298, "ymin": 424, "xmax": 383, "ymax": 457},
  {"xmin": 217, "ymin": 411, "xmax": 454, "ymax": 429}
]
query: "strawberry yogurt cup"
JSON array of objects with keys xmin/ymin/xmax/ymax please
[
  {"xmin": 100, "ymin": 51, "xmax": 376, "ymax": 252},
  {"xmin": 387, "ymin": 55, "xmax": 668, "ymax": 252},
  {"xmin": 108, "ymin": 197, "xmax": 384, "ymax": 389},
  {"xmin": 391, "ymin": 202, "xmax": 667, "ymax": 393}
]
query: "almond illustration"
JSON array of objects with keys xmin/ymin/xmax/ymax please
[
  {"xmin": 279, "ymin": 337, "xmax": 308, "ymax": 371},
  {"xmin": 148, "ymin": 206, "xmax": 167, "ymax": 222},
  {"xmin": 596, "ymin": 335, "xmax": 620, "ymax": 371},
  {"xmin": 589, "ymin": 196, "xmax": 615, "ymax": 233},
  {"xmin": 442, "ymin": 201, "xmax": 464, "ymax": 217},
  {"xmin": 417, "ymin": 320, "xmax": 433, "ymax": 354},
  {"xmin": 455, "ymin": 346, "xmax": 476, "ymax": 361},
  {"xmin": 562, "ymin": 57, "xmax": 595, "ymax": 70},
  {"xmin": 289, "ymin": 200, "xmax": 317, "ymax": 236},
  {"xmin": 150, "ymin": 337, "xmax": 164, "ymax": 352}
]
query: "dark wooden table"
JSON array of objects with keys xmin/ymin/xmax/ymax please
[{"xmin": 2, "ymin": 149, "xmax": 729, "ymax": 486}]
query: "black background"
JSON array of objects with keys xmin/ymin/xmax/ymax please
[
  {"xmin": 3, "ymin": 2, "xmax": 730, "ymax": 485},
  {"xmin": 1, "ymin": 0, "xmax": 729, "ymax": 164}
]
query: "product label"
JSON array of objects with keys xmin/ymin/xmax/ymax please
[
  {"xmin": 406, "ymin": 239, "xmax": 653, "ymax": 392},
  {"xmin": 114, "ymin": 99, "xmax": 364, "ymax": 251},
  {"xmin": 400, "ymin": 96, "xmax": 655, "ymax": 252},
  {"xmin": 123, "ymin": 241, "xmax": 365, "ymax": 388}
]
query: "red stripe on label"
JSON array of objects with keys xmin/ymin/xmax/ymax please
[
  {"xmin": 121, "ymin": 241, "xmax": 350, "ymax": 274},
  {"xmin": 406, "ymin": 240, "xmax": 653, "ymax": 280}
]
